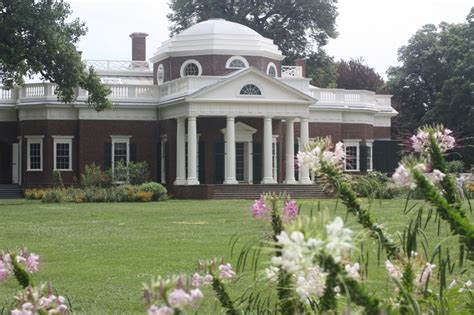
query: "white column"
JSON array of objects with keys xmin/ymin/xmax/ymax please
[
  {"xmin": 174, "ymin": 117, "xmax": 186, "ymax": 185},
  {"xmin": 224, "ymin": 116, "xmax": 238, "ymax": 184},
  {"xmin": 186, "ymin": 116, "xmax": 199, "ymax": 185},
  {"xmin": 299, "ymin": 117, "xmax": 312, "ymax": 184},
  {"xmin": 261, "ymin": 117, "xmax": 276, "ymax": 184},
  {"xmin": 284, "ymin": 118, "xmax": 297, "ymax": 184}
]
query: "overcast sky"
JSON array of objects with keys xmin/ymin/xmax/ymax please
[{"xmin": 68, "ymin": 0, "xmax": 471, "ymax": 79}]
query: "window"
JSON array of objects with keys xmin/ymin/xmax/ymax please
[
  {"xmin": 111, "ymin": 137, "xmax": 131, "ymax": 168},
  {"xmin": 272, "ymin": 137, "xmax": 278, "ymax": 181},
  {"xmin": 226, "ymin": 56, "xmax": 249, "ymax": 69},
  {"xmin": 157, "ymin": 64, "xmax": 164, "ymax": 85},
  {"xmin": 180, "ymin": 59, "xmax": 202, "ymax": 77},
  {"xmin": 366, "ymin": 142, "xmax": 373, "ymax": 171},
  {"xmin": 344, "ymin": 140, "xmax": 360, "ymax": 171},
  {"xmin": 267, "ymin": 62, "xmax": 277, "ymax": 77},
  {"xmin": 53, "ymin": 136, "xmax": 73, "ymax": 171},
  {"xmin": 240, "ymin": 84, "xmax": 262, "ymax": 96},
  {"xmin": 26, "ymin": 136, "xmax": 43, "ymax": 171}
]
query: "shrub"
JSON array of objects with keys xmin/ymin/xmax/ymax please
[
  {"xmin": 139, "ymin": 182, "xmax": 167, "ymax": 201},
  {"xmin": 128, "ymin": 161, "xmax": 149, "ymax": 185},
  {"xmin": 81, "ymin": 163, "xmax": 109, "ymax": 188},
  {"xmin": 51, "ymin": 170, "xmax": 63, "ymax": 188},
  {"xmin": 24, "ymin": 189, "xmax": 47, "ymax": 200},
  {"xmin": 110, "ymin": 185, "xmax": 140, "ymax": 202},
  {"xmin": 446, "ymin": 160, "xmax": 464, "ymax": 173},
  {"xmin": 351, "ymin": 171, "xmax": 399, "ymax": 199},
  {"xmin": 135, "ymin": 191, "xmax": 154, "ymax": 202},
  {"xmin": 41, "ymin": 189, "xmax": 67, "ymax": 203}
]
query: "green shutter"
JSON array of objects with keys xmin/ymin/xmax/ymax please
[
  {"xmin": 360, "ymin": 145, "xmax": 368, "ymax": 172},
  {"xmin": 373, "ymin": 140, "xmax": 401, "ymax": 173},
  {"xmin": 253, "ymin": 142, "xmax": 262, "ymax": 183},
  {"xmin": 129, "ymin": 143, "xmax": 137, "ymax": 163},
  {"xmin": 104, "ymin": 143, "xmax": 112, "ymax": 170},
  {"xmin": 214, "ymin": 141, "xmax": 225, "ymax": 184}
]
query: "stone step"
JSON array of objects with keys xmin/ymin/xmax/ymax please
[{"xmin": 0, "ymin": 185, "xmax": 23, "ymax": 199}]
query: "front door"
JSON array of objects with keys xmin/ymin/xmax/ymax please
[{"xmin": 12, "ymin": 143, "xmax": 19, "ymax": 184}]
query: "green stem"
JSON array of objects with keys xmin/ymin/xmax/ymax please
[
  {"xmin": 210, "ymin": 273, "xmax": 238, "ymax": 315},
  {"xmin": 320, "ymin": 162, "xmax": 401, "ymax": 258},
  {"xmin": 11, "ymin": 254, "xmax": 32, "ymax": 289}
]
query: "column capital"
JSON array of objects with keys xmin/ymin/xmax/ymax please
[
  {"xmin": 300, "ymin": 117, "xmax": 310, "ymax": 123},
  {"xmin": 187, "ymin": 116, "xmax": 197, "ymax": 121},
  {"xmin": 226, "ymin": 116, "xmax": 236, "ymax": 121}
]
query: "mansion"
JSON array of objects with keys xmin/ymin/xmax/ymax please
[{"xmin": 0, "ymin": 19, "xmax": 398, "ymax": 198}]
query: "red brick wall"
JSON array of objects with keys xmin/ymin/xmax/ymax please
[
  {"xmin": 374, "ymin": 127, "xmax": 391, "ymax": 139},
  {"xmin": 154, "ymin": 55, "xmax": 281, "ymax": 84}
]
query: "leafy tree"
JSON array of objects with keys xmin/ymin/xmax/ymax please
[
  {"xmin": 336, "ymin": 57, "xmax": 385, "ymax": 92},
  {"xmin": 0, "ymin": 0, "xmax": 111, "ymax": 111},
  {"xmin": 387, "ymin": 8, "xmax": 473, "ymax": 165},
  {"xmin": 305, "ymin": 49, "xmax": 337, "ymax": 88},
  {"xmin": 168, "ymin": 0, "xmax": 339, "ymax": 59}
]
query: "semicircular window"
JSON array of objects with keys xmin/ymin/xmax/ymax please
[
  {"xmin": 240, "ymin": 84, "xmax": 262, "ymax": 96},
  {"xmin": 183, "ymin": 63, "xmax": 200, "ymax": 76},
  {"xmin": 229, "ymin": 59, "xmax": 246, "ymax": 69}
]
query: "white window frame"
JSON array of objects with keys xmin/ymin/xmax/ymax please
[
  {"xmin": 343, "ymin": 139, "xmax": 360, "ymax": 172},
  {"xmin": 366, "ymin": 141, "xmax": 373, "ymax": 171},
  {"xmin": 267, "ymin": 62, "xmax": 278, "ymax": 77},
  {"xmin": 26, "ymin": 136, "xmax": 44, "ymax": 172},
  {"xmin": 157, "ymin": 64, "xmax": 165, "ymax": 85},
  {"xmin": 52, "ymin": 136, "xmax": 74, "ymax": 171},
  {"xmin": 111, "ymin": 136, "xmax": 131, "ymax": 171},
  {"xmin": 180, "ymin": 59, "xmax": 202, "ymax": 77},
  {"xmin": 237, "ymin": 82, "xmax": 264, "ymax": 97},
  {"xmin": 225, "ymin": 56, "xmax": 249, "ymax": 69}
]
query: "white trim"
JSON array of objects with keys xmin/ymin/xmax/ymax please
[
  {"xmin": 180, "ymin": 59, "xmax": 203, "ymax": 77},
  {"xmin": 343, "ymin": 140, "xmax": 360, "ymax": 172},
  {"xmin": 160, "ymin": 135, "xmax": 167, "ymax": 184},
  {"xmin": 26, "ymin": 136, "xmax": 43, "ymax": 172},
  {"xmin": 157, "ymin": 64, "xmax": 165, "ymax": 85},
  {"xmin": 267, "ymin": 62, "xmax": 278, "ymax": 77},
  {"xmin": 272, "ymin": 135, "xmax": 279, "ymax": 182},
  {"xmin": 53, "ymin": 137, "xmax": 73, "ymax": 171},
  {"xmin": 225, "ymin": 56, "xmax": 249, "ymax": 69},
  {"xmin": 366, "ymin": 140, "xmax": 373, "ymax": 171}
]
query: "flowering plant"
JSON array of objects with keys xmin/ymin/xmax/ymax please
[
  {"xmin": 11, "ymin": 283, "xmax": 69, "ymax": 315},
  {"xmin": 1, "ymin": 249, "xmax": 40, "ymax": 287}
]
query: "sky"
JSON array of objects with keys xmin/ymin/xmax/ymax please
[{"xmin": 67, "ymin": 0, "xmax": 472, "ymax": 79}]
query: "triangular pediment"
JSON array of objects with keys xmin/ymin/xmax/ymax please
[{"xmin": 186, "ymin": 67, "xmax": 315, "ymax": 104}]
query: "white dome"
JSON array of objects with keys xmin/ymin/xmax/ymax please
[{"xmin": 151, "ymin": 19, "xmax": 283, "ymax": 62}]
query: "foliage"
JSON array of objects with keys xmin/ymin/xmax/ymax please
[
  {"xmin": 128, "ymin": 161, "xmax": 150, "ymax": 185},
  {"xmin": 336, "ymin": 57, "xmax": 386, "ymax": 92},
  {"xmin": 305, "ymin": 49, "xmax": 337, "ymax": 88},
  {"xmin": 139, "ymin": 182, "xmax": 168, "ymax": 201},
  {"xmin": 387, "ymin": 8, "xmax": 473, "ymax": 165},
  {"xmin": 0, "ymin": 0, "xmax": 111, "ymax": 111},
  {"xmin": 24, "ymin": 189, "xmax": 48, "ymax": 200},
  {"xmin": 80, "ymin": 163, "xmax": 110, "ymax": 188},
  {"xmin": 446, "ymin": 160, "xmax": 465, "ymax": 174},
  {"xmin": 351, "ymin": 171, "xmax": 400, "ymax": 199},
  {"xmin": 42, "ymin": 188, "xmax": 67, "ymax": 203},
  {"xmin": 167, "ymin": 0, "xmax": 338, "ymax": 59},
  {"xmin": 52, "ymin": 170, "xmax": 64, "ymax": 188}
]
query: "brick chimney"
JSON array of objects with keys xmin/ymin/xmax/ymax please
[
  {"xmin": 129, "ymin": 32, "xmax": 148, "ymax": 61},
  {"xmin": 295, "ymin": 58, "xmax": 308, "ymax": 77}
]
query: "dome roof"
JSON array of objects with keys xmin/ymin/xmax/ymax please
[{"xmin": 151, "ymin": 19, "xmax": 283, "ymax": 62}]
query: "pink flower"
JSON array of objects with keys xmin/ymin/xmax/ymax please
[
  {"xmin": 392, "ymin": 164, "xmax": 415, "ymax": 189},
  {"xmin": 167, "ymin": 289, "xmax": 192, "ymax": 308},
  {"xmin": 191, "ymin": 273, "xmax": 201, "ymax": 287},
  {"xmin": 426, "ymin": 169, "xmax": 445, "ymax": 185},
  {"xmin": 411, "ymin": 130, "xmax": 429, "ymax": 153},
  {"xmin": 385, "ymin": 260, "xmax": 402, "ymax": 280},
  {"xmin": 26, "ymin": 253, "xmax": 40, "ymax": 273},
  {"xmin": 202, "ymin": 274, "xmax": 213, "ymax": 285},
  {"xmin": 416, "ymin": 263, "xmax": 436, "ymax": 290},
  {"xmin": 218, "ymin": 263, "xmax": 236, "ymax": 280},
  {"xmin": 435, "ymin": 129, "xmax": 455, "ymax": 152},
  {"xmin": 148, "ymin": 305, "xmax": 173, "ymax": 315},
  {"xmin": 0, "ymin": 261, "xmax": 11, "ymax": 281},
  {"xmin": 190, "ymin": 288, "xmax": 204, "ymax": 302},
  {"xmin": 282, "ymin": 200, "xmax": 298, "ymax": 224},
  {"xmin": 250, "ymin": 195, "xmax": 272, "ymax": 221}
]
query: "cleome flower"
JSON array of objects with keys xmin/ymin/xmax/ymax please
[
  {"xmin": 410, "ymin": 125, "xmax": 455, "ymax": 154},
  {"xmin": 392, "ymin": 160, "xmax": 445, "ymax": 190},
  {"xmin": 11, "ymin": 283, "xmax": 68, "ymax": 315},
  {"xmin": 0, "ymin": 249, "xmax": 40, "ymax": 282},
  {"xmin": 296, "ymin": 138, "xmax": 345, "ymax": 174},
  {"xmin": 250, "ymin": 194, "xmax": 298, "ymax": 224}
]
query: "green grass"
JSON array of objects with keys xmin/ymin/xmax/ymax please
[{"xmin": 0, "ymin": 198, "xmax": 472, "ymax": 314}]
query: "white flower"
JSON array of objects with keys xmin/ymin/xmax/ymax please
[
  {"xmin": 190, "ymin": 288, "xmax": 204, "ymax": 302},
  {"xmin": 325, "ymin": 217, "xmax": 353, "ymax": 262},
  {"xmin": 167, "ymin": 289, "xmax": 192, "ymax": 308},
  {"xmin": 264, "ymin": 266, "xmax": 279, "ymax": 282},
  {"xmin": 191, "ymin": 273, "xmax": 202, "ymax": 287},
  {"xmin": 426, "ymin": 169, "xmax": 445, "ymax": 185},
  {"xmin": 385, "ymin": 260, "xmax": 402, "ymax": 280},
  {"xmin": 345, "ymin": 263, "xmax": 360, "ymax": 280},
  {"xmin": 416, "ymin": 263, "xmax": 436, "ymax": 291},
  {"xmin": 448, "ymin": 279, "xmax": 457, "ymax": 289},
  {"xmin": 148, "ymin": 305, "xmax": 173, "ymax": 315},
  {"xmin": 459, "ymin": 280, "xmax": 472, "ymax": 293},
  {"xmin": 392, "ymin": 164, "xmax": 415, "ymax": 189},
  {"xmin": 295, "ymin": 266, "xmax": 327, "ymax": 303}
]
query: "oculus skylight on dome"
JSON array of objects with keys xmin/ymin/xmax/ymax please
[{"xmin": 240, "ymin": 84, "xmax": 262, "ymax": 96}]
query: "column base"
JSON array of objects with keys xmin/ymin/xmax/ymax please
[
  {"xmin": 261, "ymin": 178, "xmax": 277, "ymax": 184},
  {"xmin": 186, "ymin": 178, "xmax": 200, "ymax": 185},
  {"xmin": 299, "ymin": 177, "xmax": 313, "ymax": 184},
  {"xmin": 224, "ymin": 178, "xmax": 239, "ymax": 185},
  {"xmin": 284, "ymin": 179, "xmax": 298, "ymax": 184},
  {"xmin": 174, "ymin": 178, "xmax": 186, "ymax": 185}
]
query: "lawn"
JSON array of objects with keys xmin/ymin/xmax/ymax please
[{"xmin": 0, "ymin": 198, "xmax": 472, "ymax": 314}]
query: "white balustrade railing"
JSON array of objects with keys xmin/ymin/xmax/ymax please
[
  {"xmin": 309, "ymin": 87, "xmax": 392, "ymax": 107},
  {"xmin": 107, "ymin": 84, "xmax": 159, "ymax": 100},
  {"xmin": 281, "ymin": 66, "xmax": 303, "ymax": 78},
  {"xmin": 85, "ymin": 60, "xmax": 151, "ymax": 72},
  {"xmin": 0, "ymin": 88, "xmax": 12, "ymax": 102}
]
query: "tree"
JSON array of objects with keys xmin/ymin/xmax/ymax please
[
  {"xmin": 305, "ymin": 49, "xmax": 337, "ymax": 88},
  {"xmin": 0, "ymin": 0, "xmax": 111, "ymax": 111},
  {"xmin": 387, "ymin": 8, "xmax": 473, "ymax": 165},
  {"xmin": 336, "ymin": 57, "xmax": 385, "ymax": 92},
  {"xmin": 168, "ymin": 0, "xmax": 339, "ymax": 59}
]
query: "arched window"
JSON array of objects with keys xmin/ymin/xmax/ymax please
[
  {"xmin": 180, "ymin": 60, "xmax": 202, "ymax": 77},
  {"xmin": 157, "ymin": 64, "xmax": 164, "ymax": 85},
  {"xmin": 240, "ymin": 84, "xmax": 262, "ymax": 96},
  {"xmin": 267, "ymin": 62, "xmax": 277, "ymax": 77},
  {"xmin": 226, "ymin": 56, "xmax": 249, "ymax": 69}
]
